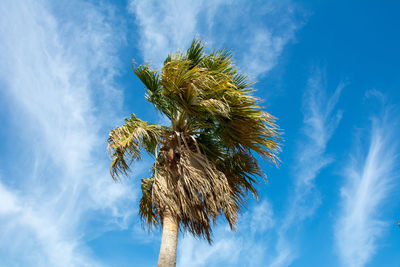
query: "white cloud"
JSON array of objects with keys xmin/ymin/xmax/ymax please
[
  {"xmin": 0, "ymin": 182, "xmax": 99, "ymax": 266},
  {"xmin": 0, "ymin": 183, "xmax": 20, "ymax": 215},
  {"xmin": 177, "ymin": 200, "xmax": 275, "ymax": 267},
  {"xmin": 178, "ymin": 229, "xmax": 241, "ymax": 267},
  {"xmin": 128, "ymin": 0, "xmax": 304, "ymax": 77},
  {"xmin": 270, "ymin": 68, "xmax": 345, "ymax": 267},
  {"xmin": 0, "ymin": 1, "xmax": 141, "ymax": 265},
  {"xmin": 128, "ymin": 0, "xmax": 203, "ymax": 67},
  {"xmin": 335, "ymin": 103, "xmax": 398, "ymax": 267}
]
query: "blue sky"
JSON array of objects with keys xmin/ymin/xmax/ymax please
[{"xmin": 0, "ymin": 0, "xmax": 399, "ymax": 266}]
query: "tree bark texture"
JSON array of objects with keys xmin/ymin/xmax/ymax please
[{"xmin": 157, "ymin": 211, "xmax": 179, "ymax": 267}]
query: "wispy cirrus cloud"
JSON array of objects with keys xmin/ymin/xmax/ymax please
[
  {"xmin": 128, "ymin": 0, "xmax": 305, "ymax": 77},
  {"xmin": 270, "ymin": 68, "xmax": 345, "ymax": 267},
  {"xmin": 335, "ymin": 93, "xmax": 399, "ymax": 267},
  {"xmin": 0, "ymin": 1, "xmax": 141, "ymax": 265}
]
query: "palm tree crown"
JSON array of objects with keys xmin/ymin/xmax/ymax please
[{"xmin": 108, "ymin": 40, "xmax": 281, "ymax": 243}]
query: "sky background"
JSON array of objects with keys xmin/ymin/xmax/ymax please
[{"xmin": 0, "ymin": 0, "xmax": 399, "ymax": 266}]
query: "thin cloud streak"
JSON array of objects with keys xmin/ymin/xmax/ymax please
[
  {"xmin": 270, "ymin": 69, "xmax": 344, "ymax": 267},
  {"xmin": 335, "ymin": 104, "xmax": 398, "ymax": 267},
  {"xmin": 0, "ymin": 1, "xmax": 137, "ymax": 265},
  {"xmin": 128, "ymin": 0, "xmax": 304, "ymax": 77}
]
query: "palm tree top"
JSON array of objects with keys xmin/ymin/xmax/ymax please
[{"xmin": 108, "ymin": 39, "xmax": 281, "ymax": 242}]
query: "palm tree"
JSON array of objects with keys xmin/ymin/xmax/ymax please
[{"xmin": 107, "ymin": 40, "xmax": 281, "ymax": 267}]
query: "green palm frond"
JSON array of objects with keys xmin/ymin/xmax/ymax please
[
  {"xmin": 132, "ymin": 63, "xmax": 173, "ymax": 117},
  {"xmin": 199, "ymin": 48, "xmax": 238, "ymax": 82},
  {"xmin": 108, "ymin": 114, "xmax": 163, "ymax": 180},
  {"xmin": 232, "ymin": 73, "xmax": 254, "ymax": 90},
  {"xmin": 185, "ymin": 39, "xmax": 205, "ymax": 69},
  {"xmin": 219, "ymin": 151, "xmax": 263, "ymax": 199},
  {"xmin": 212, "ymin": 88, "xmax": 281, "ymax": 163},
  {"xmin": 132, "ymin": 64, "xmax": 160, "ymax": 94},
  {"xmin": 163, "ymin": 54, "xmax": 172, "ymax": 65}
]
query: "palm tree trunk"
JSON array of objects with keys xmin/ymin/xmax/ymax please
[{"xmin": 157, "ymin": 211, "xmax": 179, "ymax": 267}]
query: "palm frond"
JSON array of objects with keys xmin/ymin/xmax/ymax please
[
  {"xmin": 139, "ymin": 177, "xmax": 160, "ymax": 227},
  {"xmin": 132, "ymin": 63, "xmax": 174, "ymax": 118},
  {"xmin": 185, "ymin": 39, "xmax": 205, "ymax": 69},
  {"xmin": 218, "ymin": 150, "xmax": 263, "ymax": 200},
  {"xmin": 232, "ymin": 73, "xmax": 254, "ymax": 90},
  {"xmin": 198, "ymin": 99, "xmax": 230, "ymax": 118},
  {"xmin": 108, "ymin": 114, "xmax": 163, "ymax": 180},
  {"xmin": 132, "ymin": 64, "xmax": 160, "ymax": 94},
  {"xmin": 160, "ymin": 59, "xmax": 231, "ymax": 119},
  {"xmin": 201, "ymin": 48, "xmax": 234, "ymax": 75},
  {"xmin": 215, "ymin": 90, "xmax": 281, "ymax": 164}
]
